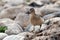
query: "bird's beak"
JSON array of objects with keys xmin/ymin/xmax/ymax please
[{"xmin": 26, "ymin": 11, "xmax": 31, "ymax": 14}]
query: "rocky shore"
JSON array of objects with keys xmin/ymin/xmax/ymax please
[{"xmin": 0, "ymin": 0, "xmax": 60, "ymax": 40}]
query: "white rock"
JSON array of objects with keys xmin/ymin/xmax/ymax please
[
  {"xmin": 2, "ymin": 0, "xmax": 24, "ymax": 6},
  {"xmin": 0, "ymin": 7, "xmax": 21, "ymax": 19},
  {"xmin": 40, "ymin": 0, "xmax": 51, "ymax": 4},
  {"xmin": 40, "ymin": 24, "xmax": 48, "ymax": 31},
  {"xmin": 5, "ymin": 23, "xmax": 23, "ymax": 35},
  {"xmin": 43, "ymin": 12, "xmax": 60, "ymax": 20},
  {"xmin": 3, "ymin": 35, "xmax": 16, "ymax": 40},
  {"xmin": 0, "ymin": 6, "xmax": 31, "ymax": 19},
  {"xmin": 55, "ymin": 0, "xmax": 60, "ymax": 7},
  {"xmin": 34, "ymin": 25, "xmax": 41, "ymax": 32},
  {"xmin": 40, "ymin": 4, "xmax": 60, "ymax": 15},
  {"xmin": 15, "ymin": 13, "xmax": 30, "ymax": 28},
  {"xmin": 40, "ymin": 0, "xmax": 57, "ymax": 4},
  {"xmin": 25, "ymin": 24, "xmax": 41, "ymax": 33},
  {"xmin": 18, "ymin": 32, "xmax": 34, "ymax": 38},
  {"xmin": 40, "ymin": 17, "xmax": 60, "ymax": 31},
  {"xmin": 43, "ymin": 14, "xmax": 55, "ymax": 20},
  {"xmin": 0, "ymin": 33, "xmax": 8, "ymax": 40},
  {"xmin": 3, "ymin": 33, "xmax": 34, "ymax": 40},
  {"xmin": 0, "ymin": 18, "xmax": 23, "ymax": 35}
]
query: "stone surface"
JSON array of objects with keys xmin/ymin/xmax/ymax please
[
  {"xmin": 0, "ymin": 0, "xmax": 60, "ymax": 40},
  {"xmin": 3, "ymin": 32, "xmax": 34, "ymax": 40},
  {"xmin": 0, "ymin": 18, "xmax": 23, "ymax": 35},
  {"xmin": 0, "ymin": 33, "xmax": 8, "ymax": 40},
  {"xmin": 15, "ymin": 13, "xmax": 30, "ymax": 29},
  {"xmin": 2, "ymin": 0, "xmax": 24, "ymax": 6},
  {"xmin": 25, "ymin": 24, "xmax": 41, "ymax": 33}
]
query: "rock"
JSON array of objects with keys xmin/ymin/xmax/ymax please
[
  {"xmin": 40, "ymin": 17, "xmax": 60, "ymax": 31},
  {"xmin": 25, "ymin": 24, "xmax": 41, "ymax": 33},
  {"xmin": 3, "ymin": 35, "xmax": 28, "ymax": 40},
  {"xmin": 28, "ymin": 2, "xmax": 44, "ymax": 7},
  {"xmin": 0, "ymin": 0, "xmax": 7, "ymax": 12},
  {"xmin": 40, "ymin": 24, "xmax": 48, "ymax": 31},
  {"xmin": 0, "ymin": 18, "xmax": 23, "ymax": 35},
  {"xmin": 0, "ymin": 18, "xmax": 14, "ymax": 26},
  {"xmin": 18, "ymin": 32, "xmax": 34, "ymax": 39},
  {"xmin": 2, "ymin": 0, "xmax": 25, "ymax": 6},
  {"xmin": 55, "ymin": 0, "xmax": 60, "ymax": 8},
  {"xmin": 0, "ymin": 33, "xmax": 8, "ymax": 40},
  {"xmin": 3, "ymin": 32, "xmax": 34, "ymax": 40},
  {"xmin": 15, "ymin": 13, "xmax": 30, "ymax": 29},
  {"xmin": 32, "ymin": 36, "xmax": 49, "ymax": 40},
  {"xmin": 3, "ymin": 4, "xmax": 13, "ymax": 9},
  {"xmin": 0, "ymin": 5, "xmax": 31, "ymax": 20},
  {"xmin": 43, "ymin": 12, "xmax": 60, "ymax": 20},
  {"xmin": 5, "ymin": 23, "xmax": 23, "ymax": 35},
  {"xmin": 3, "ymin": 35, "xmax": 20, "ymax": 40},
  {"xmin": 32, "ymin": 34, "xmax": 60, "ymax": 40},
  {"xmin": 0, "ymin": 7, "xmax": 21, "ymax": 19},
  {"xmin": 40, "ymin": 17, "xmax": 60, "ymax": 36},
  {"xmin": 40, "ymin": 4, "xmax": 60, "ymax": 16},
  {"xmin": 43, "ymin": 13, "xmax": 55, "ymax": 20}
]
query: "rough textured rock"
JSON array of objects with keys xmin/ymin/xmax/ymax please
[
  {"xmin": 0, "ymin": 7, "xmax": 22, "ymax": 19},
  {"xmin": 32, "ymin": 34, "xmax": 60, "ymax": 40},
  {"xmin": 40, "ymin": 17, "xmax": 60, "ymax": 36},
  {"xmin": 3, "ymin": 35, "xmax": 29, "ymax": 40},
  {"xmin": 18, "ymin": 32, "xmax": 34, "ymax": 39},
  {"xmin": 0, "ymin": 33, "xmax": 8, "ymax": 40},
  {"xmin": 15, "ymin": 13, "xmax": 30, "ymax": 29},
  {"xmin": 3, "ymin": 32, "xmax": 34, "ymax": 40},
  {"xmin": 40, "ymin": 17, "xmax": 60, "ymax": 31},
  {"xmin": 5, "ymin": 23, "xmax": 23, "ymax": 35},
  {"xmin": 25, "ymin": 24, "xmax": 41, "ymax": 33},
  {"xmin": 43, "ymin": 12, "xmax": 60, "ymax": 20},
  {"xmin": 39, "ymin": 4, "xmax": 60, "ymax": 16},
  {"xmin": 0, "ymin": 5, "xmax": 31, "ymax": 20},
  {"xmin": 2, "ymin": 0, "xmax": 25, "ymax": 6},
  {"xmin": 0, "ymin": 18, "xmax": 23, "ymax": 35}
]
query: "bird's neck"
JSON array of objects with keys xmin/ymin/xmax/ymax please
[{"xmin": 31, "ymin": 12, "xmax": 36, "ymax": 16}]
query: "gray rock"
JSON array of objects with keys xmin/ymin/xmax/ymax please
[
  {"xmin": 3, "ymin": 32, "xmax": 34, "ymax": 40},
  {"xmin": 3, "ymin": 35, "xmax": 28, "ymax": 40},
  {"xmin": 0, "ymin": 33, "xmax": 8, "ymax": 40},
  {"xmin": 15, "ymin": 13, "xmax": 30, "ymax": 29},
  {"xmin": 0, "ymin": 18, "xmax": 23, "ymax": 35},
  {"xmin": 43, "ymin": 12, "xmax": 60, "ymax": 20},
  {"xmin": 40, "ymin": 17, "xmax": 60, "ymax": 35},
  {"xmin": 2, "ymin": 0, "xmax": 25, "ymax": 6},
  {"xmin": 18, "ymin": 32, "xmax": 34, "ymax": 39},
  {"xmin": 25, "ymin": 24, "xmax": 41, "ymax": 33},
  {"xmin": 5, "ymin": 23, "xmax": 23, "ymax": 35},
  {"xmin": 40, "ymin": 0, "xmax": 57, "ymax": 4},
  {"xmin": 32, "ymin": 36, "xmax": 49, "ymax": 40},
  {"xmin": 0, "ymin": 5, "xmax": 31, "ymax": 20},
  {"xmin": 43, "ymin": 14, "xmax": 55, "ymax": 20},
  {"xmin": 40, "ymin": 4, "xmax": 60, "ymax": 16}
]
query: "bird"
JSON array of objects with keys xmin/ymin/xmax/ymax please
[{"xmin": 26, "ymin": 8, "xmax": 44, "ymax": 26}]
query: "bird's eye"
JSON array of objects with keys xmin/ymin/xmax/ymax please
[{"xmin": 30, "ymin": 8, "xmax": 34, "ymax": 11}]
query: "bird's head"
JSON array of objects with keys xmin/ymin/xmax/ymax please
[{"xmin": 26, "ymin": 8, "xmax": 35, "ymax": 14}]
